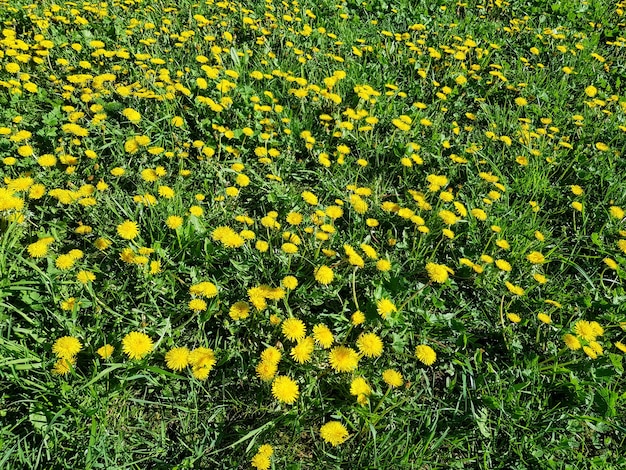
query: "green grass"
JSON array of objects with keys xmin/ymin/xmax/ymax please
[{"xmin": 1, "ymin": 0, "xmax": 626, "ymax": 468}]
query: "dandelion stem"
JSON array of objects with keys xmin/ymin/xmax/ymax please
[
  {"xmin": 398, "ymin": 283, "xmax": 428, "ymax": 312},
  {"xmin": 351, "ymin": 266, "xmax": 359, "ymax": 311}
]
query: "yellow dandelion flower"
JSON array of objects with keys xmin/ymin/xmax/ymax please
[
  {"xmin": 382, "ymin": 369, "xmax": 404, "ymax": 388},
  {"xmin": 271, "ymin": 375, "xmax": 299, "ymax": 404},
  {"xmin": 189, "ymin": 281, "xmax": 218, "ymax": 299},
  {"xmin": 328, "ymin": 346, "xmax": 360, "ymax": 372},
  {"xmin": 376, "ymin": 298, "xmax": 397, "ymax": 319},
  {"xmin": 301, "ymin": 191, "xmax": 318, "ymax": 205},
  {"xmin": 76, "ymin": 270, "xmax": 95, "ymax": 284},
  {"xmin": 320, "ymin": 421, "xmax": 349, "ymax": 446},
  {"xmin": 573, "ymin": 320, "xmax": 597, "ymax": 341},
  {"xmin": 260, "ymin": 346, "xmax": 282, "ymax": 366},
  {"xmin": 256, "ymin": 360, "xmax": 278, "ymax": 382},
  {"xmin": 351, "ymin": 310, "xmax": 366, "ymax": 326},
  {"xmin": 350, "ymin": 377, "xmax": 371, "ymax": 397},
  {"xmin": 189, "ymin": 347, "xmax": 216, "ymax": 380},
  {"xmin": 165, "ymin": 347, "xmax": 190, "ymax": 371},
  {"xmin": 55, "ymin": 254, "xmax": 75, "ymax": 270},
  {"xmin": 356, "ymin": 332, "xmax": 383, "ymax": 358},
  {"xmin": 290, "ymin": 337, "xmax": 315, "ymax": 364},
  {"xmin": 314, "ymin": 265, "xmax": 334, "ymax": 285},
  {"xmin": 505, "ymin": 282, "xmax": 525, "ymax": 296},
  {"xmin": 609, "ymin": 206, "xmax": 624, "ymax": 219},
  {"xmin": 281, "ymin": 276, "xmax": 298, "ymax": 290},
  {"xmin": 122, "ymin": 331, "xmax": 153, "ymax": 360},
  {"xmin": 583, "ymin": 346, "xmax": 597, "ymax": 359},
  {"xmin": 282, "ymin": 318, "xmax": 306, "ymax": 342},
  {"xmin": 251, "ymin": 453, "xmax": 271, "ymax": 470},
  {"xmin": 537, "ymin": 313, "xmax": 551, "ymax": 324},
  {"xmin": 507, "ymin": 313, "xmax": 521, "ymax": 323},
  {"xmin": 188, "ymin": 298, "xmax": 208, "ymax": 312},
  {"xmin": 27, "ymin": 241, "xmax": 48, "ymax": 258},
  {"xmin": 426, "ymin": 262, "xmax": 451, "ymax": 283},
  {"xmin": 52, "ymin": 336, "xmax": 82, "ymax": 359},
  {"xmin": 97, "ymin": 344, "xmax": 114, "ymax": 359},
  {"xmin": 52, "ymin": 357, "xmax": 76, "ymax": 375},
  {"xmin": 526, "ymin": 251, "xmax": 545, "ymax": 264},
  {"xmin": 376, "ymin": 259, "xmax": 391, "ymax": 272},
  {"xmin": 117, "ymin": 220, "xmax": 139, "ymax": 240},
  {"xmin": 166, "ymin": 215, "xmax": 183, "ymax": 229},
  {"xmin": 312, "ymin": 324, "xmax": 334, "ymax": 349},
  {"xmin": 563, "ymin": 334, "xmax": 582, "ymax": 350},
  {"xmin": 229, "ymin": 301, "xmax": 250, "ymax": 320},
  {"xmin": 415, "ymin": 344, "xmax": 436, "ymax": 366}
]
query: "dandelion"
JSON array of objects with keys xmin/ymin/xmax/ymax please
[
  {"xmin": 27, "ymin": 241, "xmax": 48, "ymax": 258},
  {"xmin": 189, "ymin": 347, "xmax": 216, "ymax": 380},
  {"xmin": 526, "ymin": 251, "xmax": 545, "ymax": 264},
  {"xmin": 77, "ymin": 270, "xmax": 95, "ymax": 284},
  {"xmin": 260, "ymin": 346, "xmax": 282, "ymax": 365},
  {"xmin": 290, "ymin": 337, "xmax": 315, "ymax": 363},
  {"xmin": 320, "ymin": 421, "xmax": 349, "ymax": 446},
  {"xmin": 256, "ymin": 361, "xmax": 278, "ymax": 382},
  {"xmin": 328, "ymin": 346, "xmax": 360, "ymax": 372},
  {"xmin": 415, "ymin": 344, "xmax": 436, "ymax": 366},
  {"xmin": 190, "ymin": 281, "xmax": 218, "ymax": 298},
  {"xmin": 53, "ymin": 357, "xmax": 76, "ymax": 375},
  {"xmin": 573, "ymin": 320, "xmax": 597, "ymax": 341},
  {"xmin": 121, "ymin": 331, "xmax": 153, "ymax": 360},
  {"xmin": 382, "ymin": 369, "xmax": 404, "ymax": 388},
  {"xmin": 97, "ymin": 344, "xmax": 114, "ymax": 359},
  {"xmin": 356, "ymin": 332, "xmax": 383, "ymax": 358},
  {"xmin": 376, "ymin": 259, "xmax": 391, "ymax": 272},
  {"xmin": 507, "ymin": 313, "xmax": 521, "ymax": 323},
  {"xmin": 52, "ymin": 336, "xmax": 82, "ymax": 359},
  {"xmin": 505, "ymin": 282, "xmax": 525, "ymax": 296},
  {"xmin": 282, "ymin": 318, "xmax": 306, "ymax": 342},
  {"xmin": 122, "ymin": 108, "xmax": 141, "ymax": 122},
  {"xmin": 426, "ymin": 262, "xmax": 451, "ymax": 283},
  {"xmin": 251, "ymin": 444, "xmax": 273, "ymax": 470},
  {"xmin": 376, "ymin": 298, "xmax": 397, "ymax": 319},
  {"xmin": 314, "ymin": 265, "xmax": 334, "ymax": 285},
  {"xmin": 603, "ymin": 258, "xmax": 618, "ymax": 270},
  {"xmin": 537, "ymin": 313, "xmax": 551, "ymax": 324},
  {"xmin": 188, "ymin": 298, "xmax": 208, "ymax": 312},
  {"xmin": 471, "ymin": 208, "xmax": 487, "ymax": 221},
  {"xmin": 165, "ymin": 347, "xmax": 190, "ymax": 371},
  {"xmin": 350, "ymin": 376, "xmax": 371, "ymax": 397},
  {"xmin": 271, "ymin": 376, "xmax": 299, "ymax": 404},
  {"xmin": 117, "ymin": 220, "xmax": 139, "ymax": 240},
  {"xmin": 609, "ymin": 206, "xmax": 624, "ymax": 219},
  {"xmin": 563, "ymin": 334, "xmax": 582, "ymax": 350},
  {"xmin": 56, "ymin": 254, "xmax": 75, "ymax": 270},
  {"xmin": 281, "ymin": 276, "xmax": 298, "ymax": 290},
  {"xmin": 351, "ymin": 310, "xmax": 366, "ymax": 325},
  {"xmin": 312, "ymin": 324, "xmax": 334, "ymax": 348},
  {"xmin": 584, "ymin": 85, "xmax": 597, "ymax": 97},
  {"xmin": 229, "ymin": 301, "xmax": 250, "ymax": 320},
  {"xmin": 166, "ymin": 215, "xmax": 183, "ymax": 229},
  {"xmin": 302, "ymin": 191, "xmax": 318, "ymax": 205}
]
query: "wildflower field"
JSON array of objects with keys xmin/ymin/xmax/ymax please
[{"xmin": 1, "ymin": 0, "xmax": 626, "ymax": 467}]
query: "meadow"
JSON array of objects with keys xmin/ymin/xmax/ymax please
[{"xmin": 1, "ymin": 0, "xmax": 626, "ymax": 468}]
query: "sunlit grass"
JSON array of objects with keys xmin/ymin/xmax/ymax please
[{"xmin": 1, "ymin": 0, "xmax": 626, "ymax": 468}]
